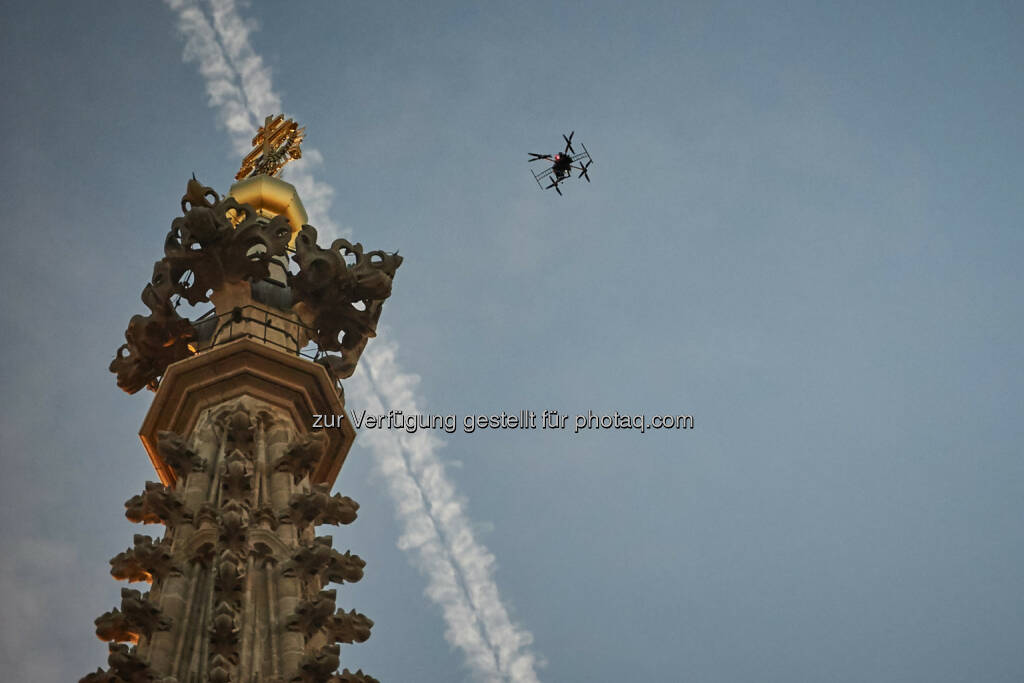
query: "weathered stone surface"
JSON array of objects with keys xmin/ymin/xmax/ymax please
[
  {"xmin": 292, "ymin": 644, "xmax": 340, "ymax": 683},
  {"xmin": 325, "ymin": 609, "xmax": 374, "ymax": 645},
  {"xmin": 109, "ymin": 535, "xmax": 177, "ymax": 583},
  {"xmin": 221, "ymin": 450, "xmax": 254, "ymax": 500},
  {"xmin": 79, "ymin": 643, "xmax": 173, "ymax": 683},
  {"xmin": 124, "ymin": 482, "xmax": 189, "ymax": 527},
  {"xmin": 281, "ymin": 537, "xmax": 364, "ymax": 585},
  {"xmin": 209, "ymin": 602, "xmax": 240, "ymax": 664},
  {"xmin": 286, "ymin": 589, "xmax": 338, "ymax": 641},
  {"xmin": 282, "ymin": 484, "xmax": 358, "ymax": 531},
  {"xmin": 274, "ymin": 432, "xmax": 327, "ymax": 484},
  {"xmin": 156, "ymin": 430, "xmax": 205, "ymax": 482}
]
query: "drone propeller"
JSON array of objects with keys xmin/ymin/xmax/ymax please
[
  {"xmin": 528, "ymin": 152, "xmax": 552, "ymax": 162},
  {"xmin": 562, "ymin": 131, "xmax": 575, "ymax": 155},
  {"xmin": 545, "ymin": 175, "xmax": 563, "ymax": 196},
  {"xmin": 578, "ymin": 160, "xmax": 592, "ymax": 182}
]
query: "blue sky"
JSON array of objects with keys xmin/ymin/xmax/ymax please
[{"xmin": 2, "ymin": 1, "xmax": 1023, "ymax": 681}]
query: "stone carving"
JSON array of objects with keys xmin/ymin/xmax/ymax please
[
  {"xmin": 322, "ymin": 548, "xmax": 365, "ymax": 585},
  {"xmin": 109, "ymin": 260, "xmax": 196, "ymax": 394},
  {"xmin": 164, "ymin": 178, "xmax": 292, "ymax": 306},
  {"xmin": 286, "ymin": 589, "xmax": 338, "ymax": 641},
  {"xmin": 282, "ymin": 484, "xmax": 358, "ymax": 531},
  {"xmin": 280, "ymin": 537, "xmax": 364, "ymax": 584},
  {"xmin": 125, "ymin": 482, "xmax": 189, "ymax": 527},
  {"xmin": 94, "ymin": 609, "xmax": 138, "ymax": 644},
  {"xmin": 156, "ymin": 430, "xmax": 206, "ymax": 482},
  {"xmin": 280, "ymin": 536, "xmax": 334, "ymax": 579},
  {"xmin": 208, "ymin": 653, "xmax": 233, "ymax": 683},
  {"xmin": 292, "ymin": 644, "xmax": 340, "ymax": 683},
  {"xmin": 209, "ymin": 602, "xmax": 241, "ymax": 664},
  {"xmin": 221, "ymin": 408, "xmax": 256, "ymax": 455},
  {"xmin": 253, "ymin": 504, "xmax": 280, "ymax": 530},
  {"xmin": 218, "ymin": 500, "xmax": 250, "ymax": 553},
  {"xmin": 274, "ymin": 432, "xmax": 327, "ymax": 484},
  {"xmin": 195, "ymin": 502, "xmax": 220, "ymax": 530},
  {"xmin": 109, "ymin": 176, "xmax": 292, "ymax": 394},
  {"xmin": 79, "ymin": 643, "xmax": 173, "ymax": 683},
  {"xmin": 291, "ymin": 225, "xmax": 402, "ymax": 378},
  {"xmin": 221, "ymin": 450, "xmax": 254, "ymax": 500},
  {"xmin": 325, "ymin": 609, "xmax": 374, "ymax": 645},
  {"xmin": 214, "ymin": 549, "xmax": 246, "ymax": 606},
  {"xmin": 190, "ymin": 541, "xmax": 216, "ymax": 568},
  {"xmin": 111, "ymin": 174, "xmax": 402, "ymax": 391},
  {"xmin": 95, "ymin": 589, "xmax": 171, "ymax": 643},
  {"xmin": 109, "ymin": 535, "xmax": 177, "ymax": 583},
  {"xmin": 123, "ymin": 588, "xmax": 171, "ymax": 638},
  {"xmin": 251, "ymin": 541, "xmax": 277, "ymax": 568}
]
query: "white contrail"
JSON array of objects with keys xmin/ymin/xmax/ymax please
[{"xmin": 163, "ymin": 2, "xmax": 541, "ymax": 680}]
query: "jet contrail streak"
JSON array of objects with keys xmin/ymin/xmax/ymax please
[{"xmin": 163, "ymin": 1, "xmax": 541, "ymax": 680}]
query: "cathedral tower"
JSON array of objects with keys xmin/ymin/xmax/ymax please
[{"xmin": 84, "ymin": 116, "xmax": 399, "ymax": 683}]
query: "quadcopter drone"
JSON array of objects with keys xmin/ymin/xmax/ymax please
[{"xmin": 529, "ymin": 131, "xmax": 593, "ymax": 196}]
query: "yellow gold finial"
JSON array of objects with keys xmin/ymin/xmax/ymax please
[{"xmin": 235, "ymin": 114, "xmax": 305, "ymax": 180}]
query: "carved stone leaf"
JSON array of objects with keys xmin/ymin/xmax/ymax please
[
  {"xmin": 280, "ymin": 536, "xmax": 335, "ymax": 579},
  {"xmin": 208, "ymin": 653, "xmax": 234, "ymax": 683},
  {"xmin": 221, "ymin": 450, "xmax": 254, "ymax": 500},
  {"xmin": 215, "ymin": 549, "xmax": 246, "ymax": 606},
  {"xmin": 109, "ymin": 534, "xmax": 177, "ymax": 583},
  {"xmin": 274, "ymin": 432, "xmax": 326, "ymax": 484},
  {"xmin": 282, "ymin": 484, "xmax": 358, "ymax": 531},
  {"xmin": 209, "ymin": 602, "xmax": 240, "ymax": 664},
  {"xmin": 94, "ymin": 609, "xmax": 137, "ymax": 644},
  {"xmin": 156, "ymin": 430, "xmax": 206, "ymax": 482},
  {"xmin": 289, "ymin": 225, "xmax": 402, "ymax": 378},
  {"xmin": 124, "ymin": 482, "xmax": 189, "ymax": 527},
  {"xmin": 322, "ymin": 549, "xmax": 365, "ymax": 586},
  {"xmin": 105, "ymin": 643, "xmax": 157, "ymax": 682},
  {"xmin": 218, "ymin": 501, "xmax": 250, "ymax": 553},
  {"xmin": 292, "ymin": 644, "xmax": 340, "ymax": 683},
  {"xmin": 281, "ymin": 537, "xmax": 365, "ymax": 585},
  {"xmin": 325, "ymin": 609, "xmax": 373, "ymax": 645},
  {"xmin": 285, "ymin": 589, "xmax": 337, "ymax": 641},
  {"xmin": 222, "ymin": 409, "xmax": 255, "ymax": 455},
  {"xmin": 117, "ymin": 588, "xmax": 171, "ymax": 640},
  {"xmin": 109, "ymin": 270, "xmax": 196, "ymax": 395},
  {"xmin": 164, "ymin": 188, "xmax": 290, "ymax": 306}
]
